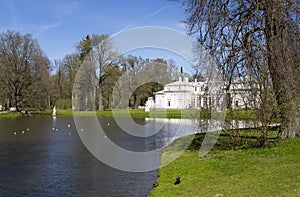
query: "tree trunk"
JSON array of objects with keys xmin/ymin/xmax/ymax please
[
  {"xmin": 226, "ymin": 90, "xmax": 232, "ymax": 110},
  {"xmin": 15, "ymin": 90, "xmax": 20, "ymax": 112},
  {"xmin": 118, "ymin": 95, "xmax": 123, "ymax": 109},
  {"xmin": 98, "ymin": 87, "xmax": 104, "ymax": 111},
  {"xmin": 265, "ymin": 1, "xmax": 300, "ymax": 138},
  {"xmin": 133, "ymin": 93, "xmax": 139, "ymax": 109}
]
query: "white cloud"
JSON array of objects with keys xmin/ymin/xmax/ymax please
[{"xmin": 41, "ymin": 21, "xmax": 63, "ymax": 31}]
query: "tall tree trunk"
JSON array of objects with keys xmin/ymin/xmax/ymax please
[
  {"xmin": 98, "ymin": 87, "xmax": 104, "ymax": 111},
  {"xmin": 118, "ymin": 94, "xmax": 123, "ymax": 109},
  {"xmin": 133, "ymin": 93, "xmax": 139, "ymax": 109},
  {"xmin": 15, "ymin": 89, "xmax": 20, "ymax": 111},
  {"xmin": 265, "ymin": 1, "xmax": 300, "ymax": 138}
]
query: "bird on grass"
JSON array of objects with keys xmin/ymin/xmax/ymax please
[{"xmin": 174, "ymin": 177, "xmax": 180, "ymax": 185}]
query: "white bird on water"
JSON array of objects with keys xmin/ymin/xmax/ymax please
[
  {"xmin": 21, "ymin": 131, "xmax": 24, "ymax": 134},
  {"xmin": 107, "ymin": 123, "xmax": 110, "ymax": 126},
  {"xmin": 67, "ymin": 124, "xmax": 71, "ymax": 128},
  {"xmin": 13, "ymin": 132, "xmax": 17, "ymax": 135},
  {"xmin": 26, "ymin": 128, "xmax": 30, "ymax": 131}
]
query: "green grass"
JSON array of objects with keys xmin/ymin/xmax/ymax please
[
  {"xmin": 0, "ymin": 109, "xmax": 259, "ymax": 121},
  {"xmin": 0, "ymin": 112, "xmax": 22, "ymax": 118},
  {"xmin": 0, "ymin": 109, "xmax": 52, "ymax": 118},
  {"xmin": 57, "ymin": 109, "xmax": 204, "ymax": 119},
  {"xmin": 56, "ymin": 109, "xmax": 257, "ymax": 120},
  {"xmin": 150, "ymin": 137, "xmax": 300, "ymax": 197},
  {"xmin": 225, "ymin": 109, "xmax": 257, "ymax": 121}
]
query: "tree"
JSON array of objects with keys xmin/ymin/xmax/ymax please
[
  {"xmin": 62, "ymin": 53, "xmax": 81, "ymax": 99},
  {"xmin": 77, "ymin": 35, "xmax": 92, "ymax": 63},
  {"xmin": 53, "ymin": 59, "xmax": 66, "ymax": 100},
  {"xmin": 0, "ymin": 30, "xmax": 50, "ymax": 111},
  {"xmin": 101, "ymin": 65, "xmax": 123, "ymax": 109},
  {"xmin": 122, "ymin": 56, "xmax": 172, "ymax": 109},
  {"xmin": 167, "ymin": 59, "xmax": 179, "ymax": 82},
  {"xmin": 77, "ymin": 34, "xmax": 119, "ymax": 110},
  {"xmin": 125, "ymin": 55, "xmax": 145, "ymax": 109},
  {"xmin": 29, "ymin": 55, "xmax": 52, "ymax": 109},
  {"xmin": 181, "ymin": 0, "xmax": 300, "ymax": 138},
  {"xmin": 110, "ymin": 56, "xmax": 173, "ymax": 109}
]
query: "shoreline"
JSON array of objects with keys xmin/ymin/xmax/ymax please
[{"xmin": 0, "ymin": 109, "xmax": 258, "ymax": 120}]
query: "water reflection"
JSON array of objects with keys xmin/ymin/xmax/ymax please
[
  {"xmin": 0, "ymin": 117, "xmax": 157, "ymax": 196},
  {"xmin": 0, "ymin": 117, "xmax": 258, "ymax": 196}
]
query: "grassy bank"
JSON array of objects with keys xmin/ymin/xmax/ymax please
[
  {"xmin": 0, "ymin": 112, "xmax": 22, "ymax": 118},
  {"xmin": 56, "ymin": 109, "xmax": 200, "ymax": 118},
  {"xmin": 53, "ymin": 109, "xmax": 258, "ymax": 120},
  {"xmin": 0, "ymin": 109, "xmax": 258, "ymax": 120},
  {"xmin": 0, "ymin": 109, "xmax": 52, "ymax": 118},
  {"xmin": 150, "ymin": 136, "xmax": 300, "ymax": 196},
  {"xmin": 60, "ymin": 109, "xmax": 258, "ymax": 120}
]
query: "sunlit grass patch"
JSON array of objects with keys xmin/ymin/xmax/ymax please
[{"xmin": 151, "ymin": 137, "xmax": 300, "ymax": 197}]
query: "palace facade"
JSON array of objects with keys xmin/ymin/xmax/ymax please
[{"xmin": 146, "ymin": 76, "xmax": 259, "ymax": 110}]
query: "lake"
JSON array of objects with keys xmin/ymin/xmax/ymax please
[{"xmin": 0, "ymin": 117, "xmax": 200, "ymax": 196}]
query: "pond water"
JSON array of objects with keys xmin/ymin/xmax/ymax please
[{"xmin": 0, "ymin": 117, "xmax": 199, "ymax": 196}]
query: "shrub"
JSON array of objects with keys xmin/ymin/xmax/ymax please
[{"xmin": 55, "ymin": 99, "xmax": 72, "ymax": 110}]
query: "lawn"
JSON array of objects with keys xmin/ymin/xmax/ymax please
[
  {"xmin": 56, "ymin": 109, "xmax": 257, "ymax": 120},
  {"xmin": 0, "ymin": 109, "xmax": 258, "ymax": 120},
  {"xmin": 0, "ymin": 112, "xmax": 22, "ymax": 118},
  {"xmin": 150, "ymin": 137, "xmax": 300, "ymax": 197},
  {"xmin": 58, "ymin": 109, "xmax": 202, "ymax": 118}
]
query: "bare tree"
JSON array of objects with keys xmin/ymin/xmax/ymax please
[
  {"xmin": 53, "ymin": 59, "xmax": 66, "ymax": 100},
  {"xmin": 62, "ymin": 53, "xmax": 81, "ymax": 98},
  {"xmin": 124, "ymin": 55, "xmax": 145, "ymax": 109},
  {"xmin": 111, "ymin": 57, "xmax": 173, "ymax": 109},
  {"xmin": 101, "ymin": 64, "xmax": 122, "ymax": 109},
  {"xmin": 71, "ymin": 34, "xmax": 123, "ymax": 111},
  {"xmin": 181, "ymin": 0, "xmax": 300, "ymax": 138},
  {"xmin": 167, "ymin": 59, "xmax": 179, "ymax": 82},
  {"xmin": 0, "ymin": 30, "xmax": 50, "ymax": 111},
  {"xmin": 90, "ymin": 35, "xmax": 119, "ymax": 110},
  {"xmin": 29, "ymin": 55, "xmax": 52, "ymax": 109}
]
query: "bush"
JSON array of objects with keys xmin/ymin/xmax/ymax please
[{"xmin": 55, "ymin": 99, "xmax": 72, "ymax": 110}]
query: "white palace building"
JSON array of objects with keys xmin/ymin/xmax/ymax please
[{"xmin": 145, "ymin": 75, "xmax": 259, "ymax": 111}]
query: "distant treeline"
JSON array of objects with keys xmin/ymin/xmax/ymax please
[{"xmin": 0, "ymin": 31, "xmax": 180, "ymax": 111}]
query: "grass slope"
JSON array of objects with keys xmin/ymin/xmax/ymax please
[{"xmin": 150, "ymin": 138, "xmax": 300, "ymax": 197}]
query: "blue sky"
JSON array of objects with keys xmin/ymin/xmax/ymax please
[{"xmin": 0, "ymin": 0, "xmax": 194, "ymax": 72}]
